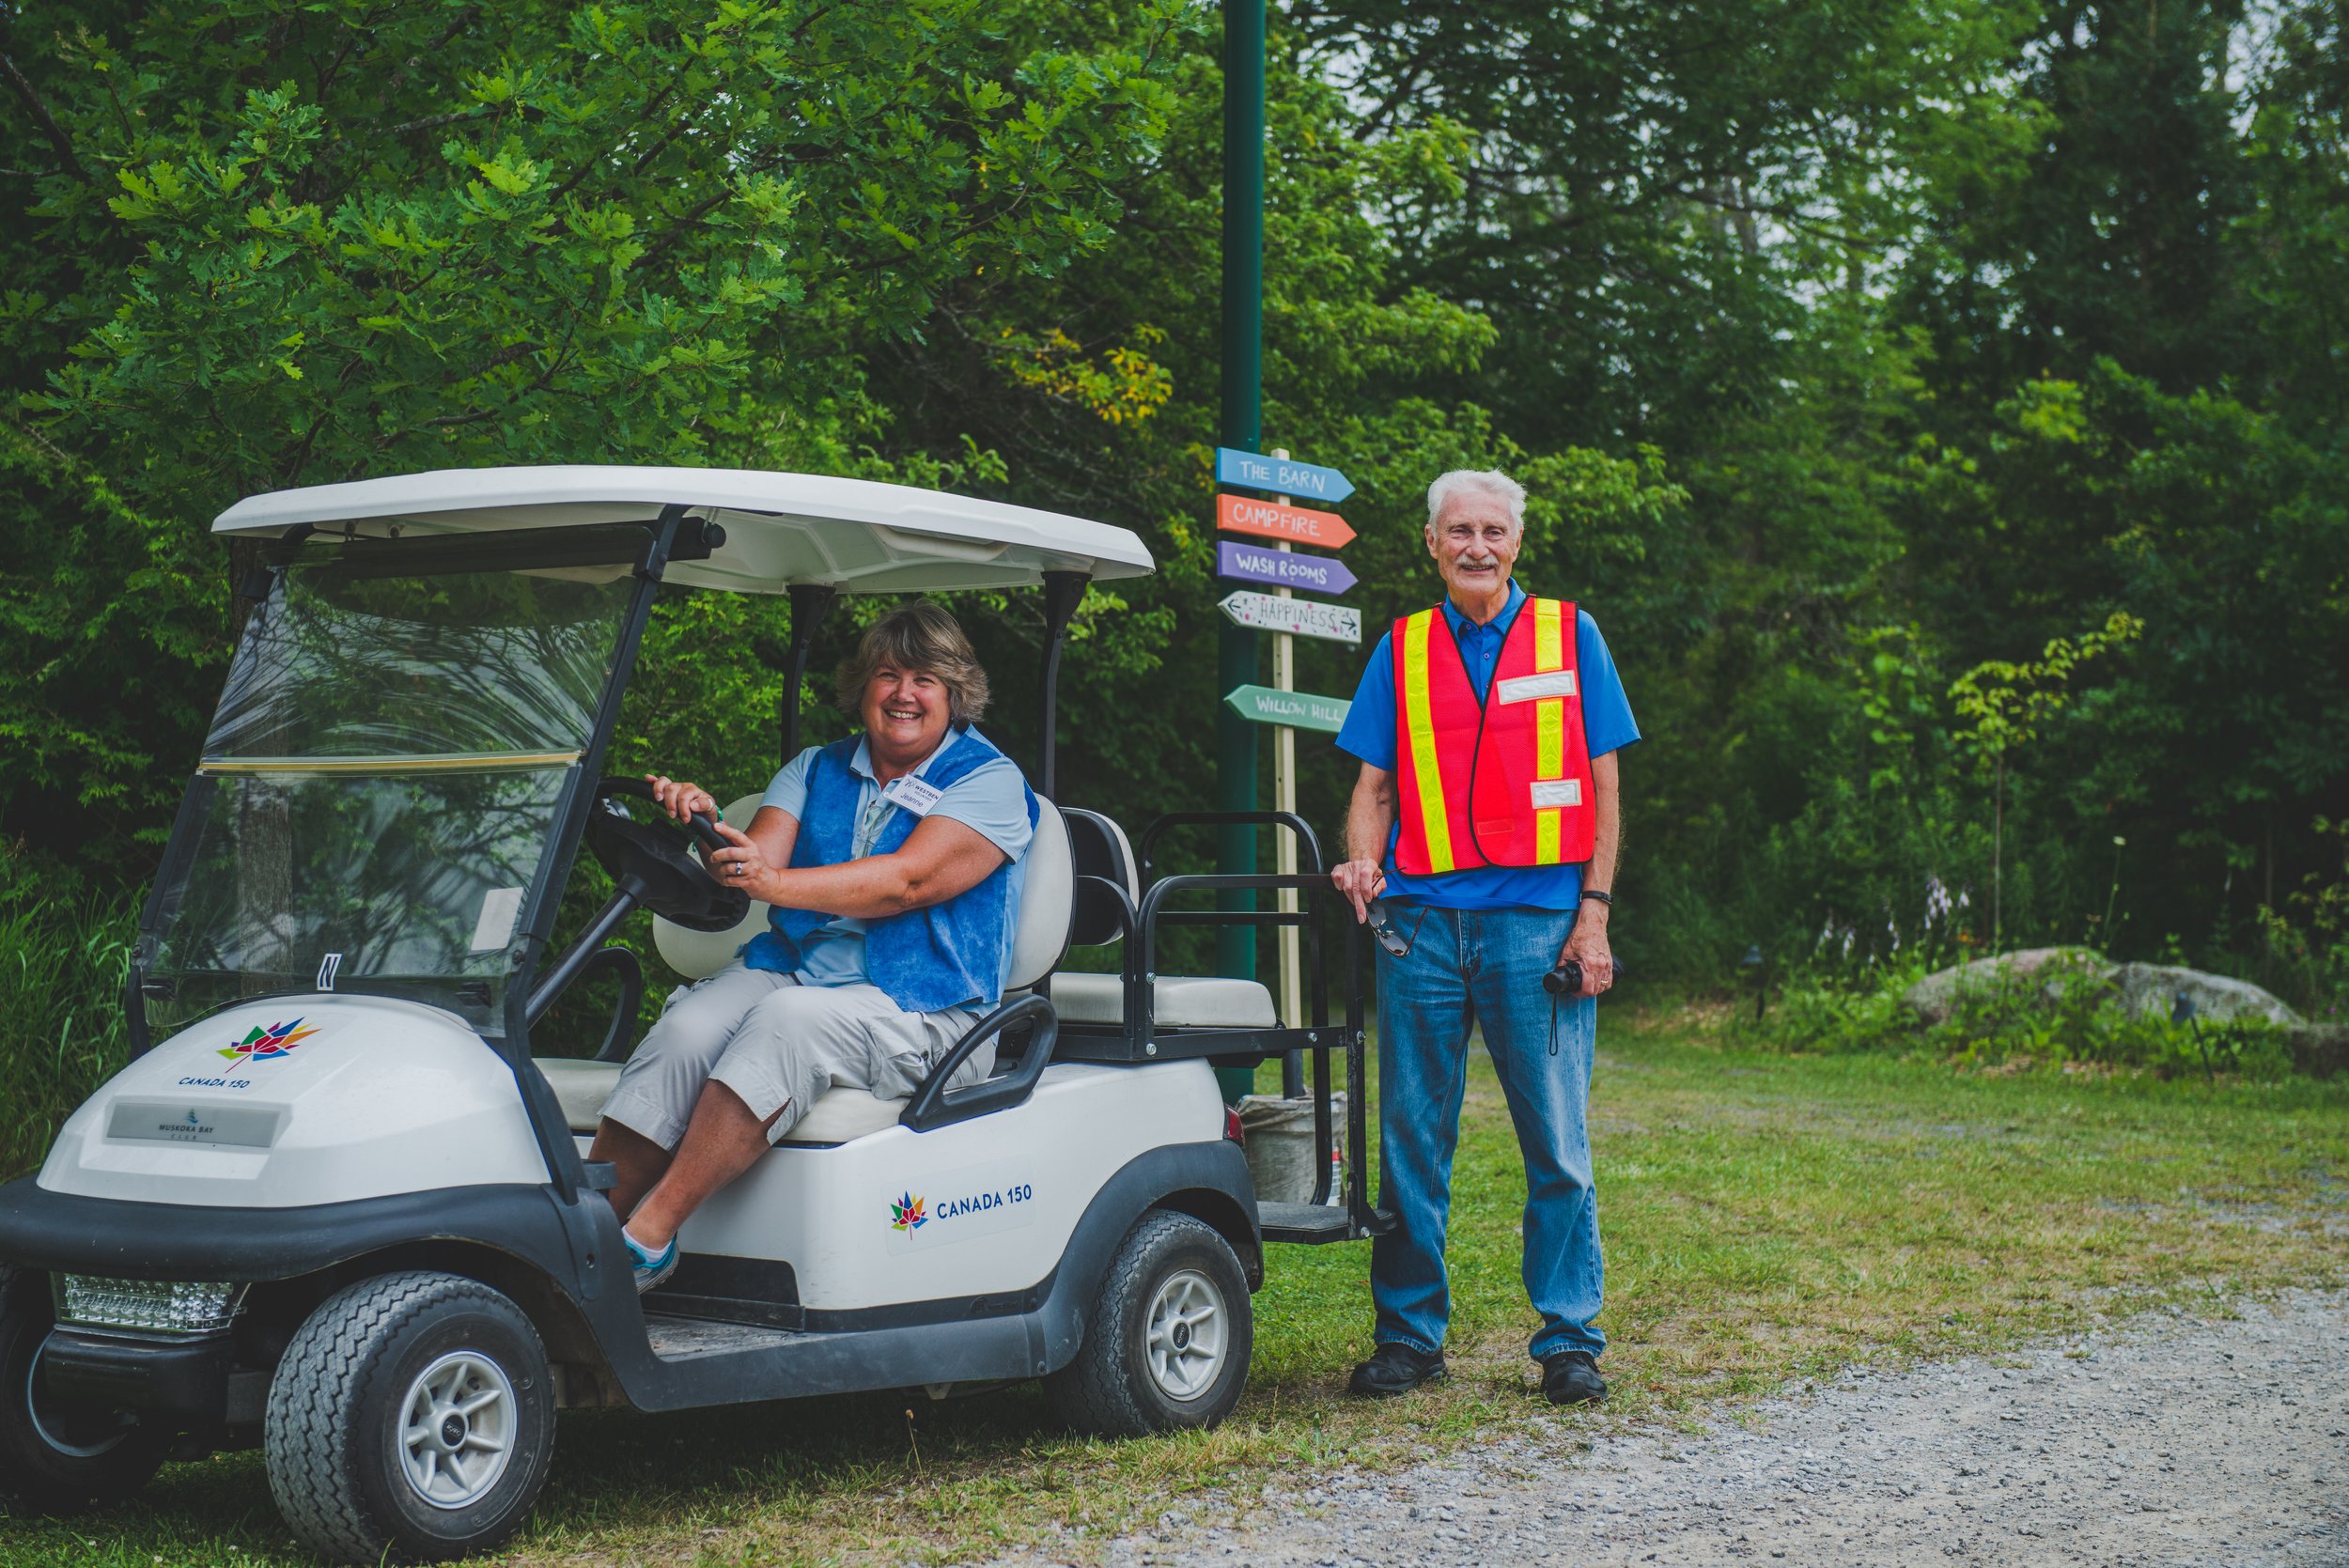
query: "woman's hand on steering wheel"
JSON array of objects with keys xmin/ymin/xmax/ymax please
[
  {"xmin": 640, "ymin": 774, "xmax": 771, "ymax": 899},
  {"xmin": 644, "ymin": 774, "xmax": 717, "ymax": 828},
  {"xmin": 706, "ymin": 820, "xmax": 775, "ymax": 902},
  {"xmin": 584, "ymin": 776, "xmax": 746, "ymax": 931}
]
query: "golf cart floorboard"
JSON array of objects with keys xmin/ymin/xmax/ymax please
[
  {"xmin": 642, "ymin": 1312, "xmax": 809, "ymax": 1363},
  {"xmin": 1257, "ymin": 1201, "xmax": 1354, "ymax": 1244}
]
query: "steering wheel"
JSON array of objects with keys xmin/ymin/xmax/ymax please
[{"xmin": 583, "ymin": 777, "xmax": 752, "ymax": 933}]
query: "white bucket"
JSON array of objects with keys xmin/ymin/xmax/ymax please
[{"xmin": 1237, "ymin": 1093, "xmax": 1346, "ymax": 1204}]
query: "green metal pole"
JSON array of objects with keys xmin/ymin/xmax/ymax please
[{"xmin": 1215, "ymin": 0, "xmax": 1265, "ymax": 1104}]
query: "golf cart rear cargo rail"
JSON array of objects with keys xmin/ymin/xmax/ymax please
[
  {"xmin": 1136, "ymin": 810, "xmax": 1326, "ymax": 881},
  {"xmin": 1047, "ymin": 869, "xmax": 1385, "ymax": 1241}
]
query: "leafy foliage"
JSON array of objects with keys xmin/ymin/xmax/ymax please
[
  {"xmin": 0, "ymin": 849, "xmax": 133, "ymax": 1180},
  {"xmin": 1, "ymin": 0, "xmax": 2346, "ymax": 1018},
  {"xmin": 12, "ymin": 1, "xmax": 1181, "ymax": 509}
]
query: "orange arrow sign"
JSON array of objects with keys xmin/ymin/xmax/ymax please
[{"xmin": 1216, "ymin": 491, "xmax": 1356, "ymax": 549}]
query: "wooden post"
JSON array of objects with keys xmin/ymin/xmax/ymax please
[{"xmin": 1270, "ymin": 450, "xmax": 1303, "ymax": 1033}]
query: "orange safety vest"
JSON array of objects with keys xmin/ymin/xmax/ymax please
[{"xmin": 1392, "ymin": 596, "xmax": 1595, "ymax": 875}]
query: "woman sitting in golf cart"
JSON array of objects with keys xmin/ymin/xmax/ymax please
[{"xmin": 590, "ymin": 602, "xmax": 1035, "ymax": 1291}]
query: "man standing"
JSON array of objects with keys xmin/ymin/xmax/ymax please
[{"xmin": 1330, "ymin": 469, "xmax": 1637, "ymax": 1406}]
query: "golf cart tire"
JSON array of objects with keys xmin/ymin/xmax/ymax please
[
  {"xmin": 1045, "ymin": 1210, "xmax": 1252, "ymax": 1437},
  {"xmin": 265, "ymin": 1270, "xmax": 555, "ymax": 1565},
  {"xmin": 0, "ymin": 1266, "xmax": 168, "ymax": 1514}
]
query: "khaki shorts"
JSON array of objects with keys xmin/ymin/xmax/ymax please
[{"xmin": 598, "ymin": 959, "xmax": 988, "ymax": 1148}]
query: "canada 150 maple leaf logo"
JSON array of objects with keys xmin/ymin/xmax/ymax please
[
  {"xmin": 889, "ymin": 1191, "xmax": 927, "ymax": 1232},
  {"xmin": 220, "ymin": 1017, "xmax": 319, "ymax": 1064}
]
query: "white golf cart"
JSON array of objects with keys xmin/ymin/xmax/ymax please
[{"xmin": 0, "ymin": 468, "xmax": 1383, "ymax": 1563}]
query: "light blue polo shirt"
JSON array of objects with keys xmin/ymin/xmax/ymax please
[
  {"xmin": 1332, "ymin": 581, "xmax": 1638, "ymax": 911},
  {"xmin": 757, "ymin": 735, "xmax": 1034, "ymax": 988}
]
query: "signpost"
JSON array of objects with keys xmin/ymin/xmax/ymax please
[
  {"xmin": 1216, "ymin": 539, "xmax": 1358, "ymax": 597},
  {"xmin": 1223, "ymin": 684, "xmax": 1351, "ymax": 734},
  {"xmin": 1217, "ymin": 447, "xmax": 1356, "ymax": 505},
  {"xmin": 1215, "ymin": 492, "xmax": 1356, "ymax": 549},
  {"xmin": 1216, "ymin": 447, "xmax": 1361, "ymax": 1038},
  {"xmin": 1217, "ymin": 591, "xmax": 1361, "ymax": 644}
]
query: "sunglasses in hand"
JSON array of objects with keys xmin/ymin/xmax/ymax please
[{"xmin": 1365, "ymin": 895, "xmax": 1426, "ymax": 958}]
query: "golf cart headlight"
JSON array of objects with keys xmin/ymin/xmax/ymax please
[{"xmin": 57, "ymin": 1275, "xmax": 248, "ymax": 1335}]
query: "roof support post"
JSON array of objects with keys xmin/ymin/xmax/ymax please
[
  {"xmin": 1036, "ymin": 571, "xmax": 1089, "ymax": 799},
  {"xmin": 780, "ymin": 582, "xmax": 837, "ymax": 767}
]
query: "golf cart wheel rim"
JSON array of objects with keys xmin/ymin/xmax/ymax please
[
  {"xmin": 24, "ymin": 1341, "xmax": 133, "ymax": 1459},
  {"xmin": 1143, "ymin": 1267, "xmax": 1228, "ymax": 1403},
  {"xmin": 397, "ymin": 1349, "xmax": 517, "ymax": 1511}
]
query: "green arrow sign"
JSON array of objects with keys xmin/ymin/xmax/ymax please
[{"xmin": 1223, "ymin": 684, "xmax": 1351, "ymax": 735}]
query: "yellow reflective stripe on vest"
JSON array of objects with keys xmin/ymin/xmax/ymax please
[
  {"xmin": 1534, "ymin": 697, "xmax": 1564, "ymax": 863},
  {"xmin": 1534, "ymin": 597, "xmax": 1564, "ymax": 672},
  {"xmin": 1534, "ymin": 601, "xmax": 1566, "ymax": 778},
  {"xmin": 1533, "ymin": 598, "xmax": 1566, "ymax": 864},
  {"xmin": 1399, "ymin": 610, "xmax": 1455, "ymax": 874}
]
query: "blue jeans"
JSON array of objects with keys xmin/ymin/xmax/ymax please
[{"xmin": 1372, "ymin": 904, "xmax": 1604, "ymax": 1362}]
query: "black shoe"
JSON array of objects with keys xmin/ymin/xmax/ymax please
[
  {"xmin": 1348, "ymin": 1341, "xmax": 1447, "ymax": 1398},
  {"xmin": 1540, "ymin": 1349, "xmax": 1607, "ymax": 1406}
]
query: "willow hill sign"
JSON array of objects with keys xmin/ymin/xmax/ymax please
[{"xmin": 1222, "ymin": 684, "xmax": 1350, "ymax": 735}]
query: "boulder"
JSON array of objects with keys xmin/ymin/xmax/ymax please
[
  {"xmin": 1903, "ymin": 949, "xmax": 2307, "ymax": 1033},
  {"xmin": 2108, "ymin": 964, "xmax": 2303, "ymax": 1028},
  {"xmin": 1902, "ymin": 947, "xmax": 2115, "ymax": 1026}
]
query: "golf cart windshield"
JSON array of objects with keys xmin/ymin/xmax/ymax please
[{"xmin": 141, "ymin": 528, "xmax": 644, "ymax": 1031}]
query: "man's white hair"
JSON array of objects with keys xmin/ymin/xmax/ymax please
[{"xmin": 1425, "ymin": 469, "xmax": 1527, "ymax": 533}]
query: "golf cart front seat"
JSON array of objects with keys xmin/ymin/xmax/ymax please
[
  {"xmin": 534, "ymin": 791, "xmax": 1075, "ymax": 1143},
  {"xmin": 1043, "ymin": 809, "xmax": 1278, "ymax": 1030}
]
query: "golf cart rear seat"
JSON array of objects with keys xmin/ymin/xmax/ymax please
[
  {"xmin": 1044, "ymin": 808, "xmax": 1278, "ymax": 1029},
  {"xmin": 534, "ymin": 790, "xmax": 1083, "ymax": 1143}
]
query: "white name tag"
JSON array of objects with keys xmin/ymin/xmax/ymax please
[
  {"xmin": 1497, "ymin": 669, "xmax": 1578, "ymax": 704},
  {"xmin": 882, "ymin": 775, "xmax": 945, "ymax": 817},
  {"xmin": 1531, "ymin": 779, "xmax": 1583, "ymax": 810}
]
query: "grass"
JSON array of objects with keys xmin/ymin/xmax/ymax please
[{"xmin": 5, "ymin": 1005, "xmax": 2346, "ymax": 1567}]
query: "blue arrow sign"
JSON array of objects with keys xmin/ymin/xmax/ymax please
[
  {"xmin": 1216, "ymin": 540, "xmax": 1359, "ymax": 597},
  {"xmin": 1217, "ymin": 447, "xmax": 1355, "ymax": 505}
]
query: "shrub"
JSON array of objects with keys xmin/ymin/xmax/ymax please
[
  {"xmin": 0, "ymin": 847, "xmax": 136, "ymax": 1179},
  {"xmin": 2253, "ymin": 817, "xmax": 2349, "ymax": 1023},
  {"xmin": 1751, "ymin": 958, "xmax": 2298, "ymax": 1082}
]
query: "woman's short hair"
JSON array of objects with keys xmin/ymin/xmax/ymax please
[
  {"xmin": 1425, "ymin": 469, "xmax": 1527, "ymax": 533},
  {"xmin": 833, "ymin": 602, "xmax": 991, "ymax": 725}
]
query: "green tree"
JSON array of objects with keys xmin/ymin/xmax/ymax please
[
  {"xmin": 0, "ymin": 0, "xmax": 1180, "ymax": 862},
  {"xmin": 853, "ymin": 15, "xmax": 1689, "ymax": 891},
  {"xmin": 1950, "ymin": 610, "xmax": 2143, "ymax": 951}
]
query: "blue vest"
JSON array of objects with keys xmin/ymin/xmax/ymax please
[{"xmin": 742, "ymin": 727, "xmax": 1035, "ymax": 1013}]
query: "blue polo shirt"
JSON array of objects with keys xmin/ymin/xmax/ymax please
[{"xmin": 1333, "ymin": 582, "xmax": 1639, "ymax": 910}]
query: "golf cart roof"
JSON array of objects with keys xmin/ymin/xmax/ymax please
[{"xmin": 211, "ymin": 465, "xmax": 1155, "ymax": 594}]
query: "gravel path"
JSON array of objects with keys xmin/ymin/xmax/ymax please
[{"xmin": 1001, "ymin": 1291, "xmax": 2349, "ymax": 1567}]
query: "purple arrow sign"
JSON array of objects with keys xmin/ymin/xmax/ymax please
[{"xmin": 1216, "ymin": 540, "xmax": 1358, "ymax": 598}]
